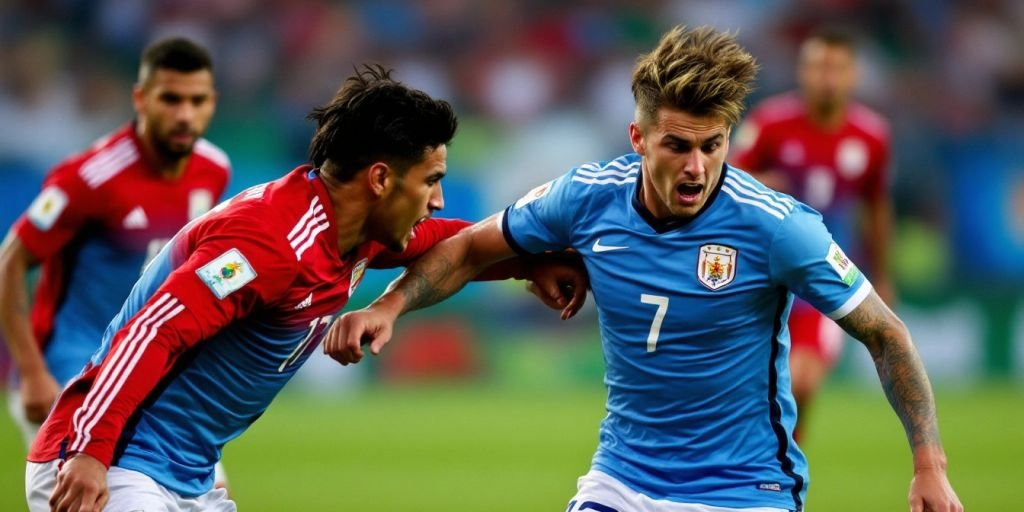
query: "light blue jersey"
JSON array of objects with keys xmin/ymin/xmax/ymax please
[{"xmin": 501, "ymin": 153, "xmax": 871, "ymax": 511}]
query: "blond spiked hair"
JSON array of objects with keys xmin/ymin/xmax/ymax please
[{"xmin": 632, "ymin": 26, "xmax": 758, "ymax": 127}]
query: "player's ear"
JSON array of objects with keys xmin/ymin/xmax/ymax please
[
  {"xmin": 131, "ymin": 83, "xmax": 145, "ymax": 116},
  {"xmin": 366, "ymin": 162, "xmax": 392, "ymax": 198},
  {"xmin": 629, "ymin": 121, "xmax": 645, "ymax": 156}
]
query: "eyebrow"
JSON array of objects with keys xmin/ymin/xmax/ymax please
[{"xmin": 663, "ymin": 133, "xmax": 725, "ymax": 145}]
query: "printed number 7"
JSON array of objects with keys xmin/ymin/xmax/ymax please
[{"xmin": 640, "ymin": 294, "xmax": 668, "ymax": 352}]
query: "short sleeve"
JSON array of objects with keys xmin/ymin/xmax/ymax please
[
  {"xmin": 13, "ymin": 164, "xmax": 97, "ymax": 259},
  {"xmin": 769, "ymin": 206, "xmax": 873, "ymax": 320},
  {"xmin": 500, "ymin": 172, "xmax": 576, "ymax": 255}
]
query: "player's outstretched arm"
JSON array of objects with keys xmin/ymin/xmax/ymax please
[
  {"xmin": 0, "ymin": 232, "xmax": 59, "ymax": 424},
  {"xmin": 835, "ymin": 290, "xmax": 963, "ymax": 512},
  {"xmin": 324, "ymin": 212, "xmax": 545, "ymax": 365}
]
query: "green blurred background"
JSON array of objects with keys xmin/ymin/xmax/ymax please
[{"xmin": 2, "ymin": 0, "xmax": 1023, "ymax": 510}]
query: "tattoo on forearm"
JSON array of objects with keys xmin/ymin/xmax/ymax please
[
  {"xmin": 396, "ymin": 255, "xmax": 458, "ymax": 314},
  {"xmin": 836, "ymin": 295, "xmax": 941, "ymax": 451}
]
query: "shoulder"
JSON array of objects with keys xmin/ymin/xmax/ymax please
[
  {"xmin": 719, "ymin": 166, "xmax": 802, "ymax": 227},
  {"xmin": 192, "ymin": 138, "xmax": 232, "ymax": 175},
  {"xmin": 846, "ymin": 102, "xmax": 891, "ymax": 142},
  {"xmin": 209, "ymin": 169, "xmax": 326, "ymax": 262},
  {"xmin": 561, "ymin": 153, "xmax": 641, "ymax": 197},
  {"xmin": 69, "ymin": 125, "xmax": 140, "ymax": 190}
]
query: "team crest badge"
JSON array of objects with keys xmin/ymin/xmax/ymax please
[
  {"xmin": 697, "ymin": 244, "xmax": 737, "ymax": 290},
  {"xmin": 349, "ymin": 258, "xmax": 368, "ymax": 296}
]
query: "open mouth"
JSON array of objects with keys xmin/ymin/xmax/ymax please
[{"xmin": 676, "ymin": 183, "xmax": 704, "ymax": 204}]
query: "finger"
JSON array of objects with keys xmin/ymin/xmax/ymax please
[
  {"xmin": 78, "ymin": 485, "xmax": 100, "ymax": 512},
  {"xmin": 561, "ymin": 284, "xmax": 586, "ymax": 320},
  {"xmin": 528, "ymin": 280, "xmax": 565, "ymax": 310},
  {"xmin": 51, "ymin": 483, "xmax": 76, "ymax": 512},
  {"xmin": 96, "ymin": 489, "xmax": 110, "ymax": 512},
  {"xmin": 909, "ymin": 496, "xmax": 924, "ymax": 512},
  {"xmin": 368, "ymin": 326, "xmax": 392, "ymax": 356}
]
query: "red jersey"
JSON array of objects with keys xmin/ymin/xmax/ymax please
[
  {"xmin": 731, "ymin": 92, "xmax": 890, "ymax": 251},
  {"xmin": 12, "ymin": 123, "xmax": 230, "ymax": 385},
  {"xmin": 29, "ymin": 166, "xmax": 469, "ymax": 495}
]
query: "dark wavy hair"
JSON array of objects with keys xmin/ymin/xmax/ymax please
[{"xmin": 307, "ymin": 65, "xmax": 458, "ymax": 181}]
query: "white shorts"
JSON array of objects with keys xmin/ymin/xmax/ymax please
[
  {"xmin": 568, "ymin": 470, "xmax": 791, "ymax": 512},
  {"xmin": 26, "ymin": 460, "xmax": 236, "ymax": 512}
]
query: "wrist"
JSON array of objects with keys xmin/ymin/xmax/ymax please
[
  {"xmin": 912, "ymin": 445, "xmax": 948, "ymax": 472},
  {"xmin": 369, "ymin": 293, "xmax": 406, "ymax": 319}
]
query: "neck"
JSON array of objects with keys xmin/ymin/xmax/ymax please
[
  {"xmin": 136, "ymin": 127, "xmax": 190, "ymax": 179},
  {"xmin": 318, "ymin": 172, "xmax": 371, "ymax": 255},
  {"xmin": 806, "ymin": 100, "xmax": 847, "ymax": 131}
]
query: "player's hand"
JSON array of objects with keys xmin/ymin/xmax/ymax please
[
  {"xmin": 323, "ymin": 308, "xmax": 397, "ymax": 365},
  {"xmin": 526, "ymin": 253, "xmax": 588, "ymax": 320},
  {"xmin": 20, "ymin": 369, "xmax": 60, "ymax": 424},
  {"xmin": 908, "ymin": 467, "xmax": 962, "ymax": 512},
  {"xmin": 50, "ymin": 453, "xmax": 109, "ymax": 512}
]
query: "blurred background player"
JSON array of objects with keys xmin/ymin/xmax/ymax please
[
  {"xmin": 0, "ymin": 37, "xmax": 229, "ymax": 468},
  {"xmin": 731, "ymin": 30, "xmax": 893, "ymax": 439}
]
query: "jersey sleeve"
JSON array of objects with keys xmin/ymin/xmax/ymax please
[
  {"xmin": 500, "ymin": 172, "xmax": 576, "ymax": 255},
  {"xmin": 12, "ymin": 164, "xmax": 98, "ymax": 260},
  {"xmin": 769, "ymin": 206, "xmax": 873, "ymax": 320},
  {"xmin": 65, "ymin": 215, "xmax": 297, "ymax": 466},
  {"xmin": 369, "ymin": 217, "xmax": 471, "ymax": 269}
]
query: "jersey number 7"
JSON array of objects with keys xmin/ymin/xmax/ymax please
[{"xmin": 640, "ymin": 294, "xmax": 669, "ymax": 352}]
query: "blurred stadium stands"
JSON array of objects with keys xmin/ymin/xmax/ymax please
[{"xmin": 1, "ymin": 0, "xmax": 1022, "ymax": 387}]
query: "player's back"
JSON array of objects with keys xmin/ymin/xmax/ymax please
[{"xmin": 13, "ymin": 123, "xmax": 230, "ymax": 384}]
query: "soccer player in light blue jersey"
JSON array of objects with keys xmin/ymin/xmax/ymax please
[{"xmin": 327, "ymin": 26, "xmax": 962, "ymax": 512}]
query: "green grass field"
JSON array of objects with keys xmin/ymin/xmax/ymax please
[{"xmin": 1, "ymin": 383, "xmax": 1020, "ymax": 511}]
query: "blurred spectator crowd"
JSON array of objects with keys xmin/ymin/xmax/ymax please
[{"xmin": 1, "ymin": 0, "xmax": 1022, "ymax": 291}]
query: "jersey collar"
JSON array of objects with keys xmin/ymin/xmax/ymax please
[{"xmin": 631, "ymin": 163, "xmax": 727, "ymax": 233}]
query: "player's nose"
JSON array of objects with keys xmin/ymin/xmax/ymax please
[
  {"xmin": 428, "ymin": 183, "xmax": 444, "ymax": 211},
  {"xmin": 683, "ymin": 150, "xmax": 705, "ymax": 177}
]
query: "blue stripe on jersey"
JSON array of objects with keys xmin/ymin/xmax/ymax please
[{"xmin": 768, "ymin": 292, "xmax": 804, "ymax": 510}]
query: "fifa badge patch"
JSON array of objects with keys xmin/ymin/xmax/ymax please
[
  {"xmin": 27, "ymin": 186, "xmax": 69, "ymax": 231},
  {"xmin": 196, "ymin": 248, "xmax": 257, "ymax": 299},
  {"xmin": 349, "ymin": 258, "xmax": 368, "ymax": 297},
  {"xmin": 697, "ymin": 244, "xmax": 737, "ymax": 290},
  {"xmin": 514, "ymin": 180, "xmax": 553, "ymax": 209},
  {"xmin": 826, "ymin": 242, "xmax": 860, "ymax": 286}
]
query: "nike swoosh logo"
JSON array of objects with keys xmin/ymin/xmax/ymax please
[{"xmin": 592, "ymin": 238, "xmax": 628, "ymax": 252}]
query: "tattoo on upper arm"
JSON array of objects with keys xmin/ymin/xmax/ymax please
[{"xmin": 835, "ymin": 293, "xmax": 941, "ymax": 450}]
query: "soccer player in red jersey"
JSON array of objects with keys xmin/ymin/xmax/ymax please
[
  {"xmin": 27, "ymin": 65, "xmax": 586, "ymax": 512},
  {"xmin": 731, "ymin": 30, "xmax": 894, "ymax": 439},
  {"xmin": 0, "ymin": 37, "xmax": 229, "ymax": 448}
]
